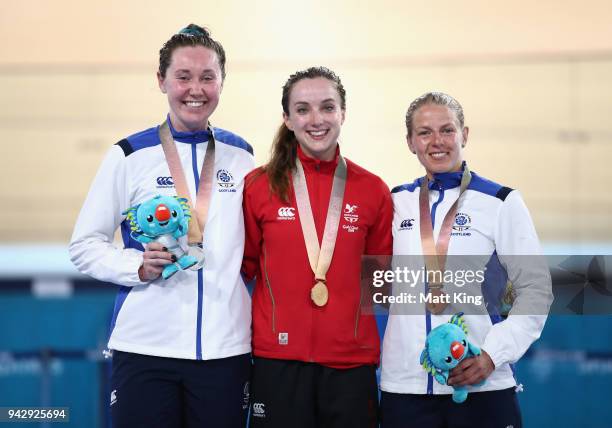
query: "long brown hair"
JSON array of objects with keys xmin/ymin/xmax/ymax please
[{"xmin": 263, "ymin": 66, "xmax": 346, "ymax": 202}]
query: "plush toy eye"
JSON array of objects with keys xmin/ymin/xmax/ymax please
[
  {"xmin": 146, "ymin": 215, "xmax": 154, "ymax": 222},
  {"xmin": 445, "ymin": 356, "xmax": 452, "ymax": 363},
  {"xmin": 172, "ymin": 210, "xmax": 178, "ymax": 217},
  {"xmin": 462, "ymin": 339, "xmax": 467, "ymax": 347}
]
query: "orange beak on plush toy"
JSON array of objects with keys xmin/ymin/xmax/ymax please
[
  {"xmin": 451, "ymin": 341, "xmax": 464, "ymax": 360},
  {"xmin": 155, "ymin": 204, "xmax": 171, "ymax": 222}
]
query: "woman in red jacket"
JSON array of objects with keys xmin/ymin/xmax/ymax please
[{"xmin": 242, "ymin": 66, "xmax": 393, "ymax": 428}]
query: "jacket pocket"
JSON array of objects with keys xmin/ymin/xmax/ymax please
[{"xmin": 263, "ymin": 245, "xmax": 276, "ymax": 333}]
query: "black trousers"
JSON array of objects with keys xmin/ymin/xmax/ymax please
[
  {"xmin": 380, "ymin": 387, "xmax": 522, "ymax": 428},
  {"xmin": 110, "ymin": 351, "xmax": 250, "ymax": 428},
  {"xmin": 249, "ymin": 357, "xmax": 378, "ymax": 428}
]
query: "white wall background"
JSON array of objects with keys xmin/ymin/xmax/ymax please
[{"xmin": 1, "ymin": 0, "xmax": 611, "ymax": 248}]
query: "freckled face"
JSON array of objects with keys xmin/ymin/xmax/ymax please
[{"xmin": 157, "ymin": 46, "xmax": 222, "ymax": 132}]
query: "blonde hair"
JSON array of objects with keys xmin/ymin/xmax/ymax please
[{"xmin": 405, "ymin": 92, "xmax": 465, "ymax": 137}]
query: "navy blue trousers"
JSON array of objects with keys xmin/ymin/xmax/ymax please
[
  {"xmin": 380, "ymin": 388, "xmax": 522, "ymax": 428},
  {"xmin": 249, "ymin": 357, "xmax": 378, "ymax": 428},
  {"xmin": 110, "ymin": 351, "xmax": 250, "ymax": 428}
]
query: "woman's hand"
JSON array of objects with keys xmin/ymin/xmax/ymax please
[
  {"xmin": 447, "ymin": 350, "xmax": 495, "ymax": 386},
  {"xmin": 138, "ymin": 242, "xmax": 175, "ymax": 281}
]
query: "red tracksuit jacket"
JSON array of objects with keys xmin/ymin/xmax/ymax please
[{"xmin": 242, "ymin": 146, "xmax": 393, "ymax": 368}]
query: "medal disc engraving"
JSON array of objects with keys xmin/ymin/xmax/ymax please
[{"xmin": 311, "ymin": 281, "xmax": 329, "ymax": 307}]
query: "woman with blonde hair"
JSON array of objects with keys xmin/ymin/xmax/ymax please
[{"xmin": 380, "ymin": 92, "xmax": 552, "ymax": 428}]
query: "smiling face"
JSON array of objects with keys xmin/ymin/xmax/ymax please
[
  {"xmin": 157, "ymin": 45, "xmax": 222, "ymax": 132},
  {"xmin": 283, "ymin": 77, "xmax": 345, "ymax": 161},
  {"xmin": 408, "ymin": 103, "xmax": 469, "ymax": 177}
]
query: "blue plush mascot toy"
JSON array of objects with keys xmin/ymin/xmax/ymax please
[
  {"xmin": 123, "ymin": 195, "xmax": 198, "ymax": 279},
  {"xmin": 420, "ymin": 312, "xmax": 484, "ymax": 403}
]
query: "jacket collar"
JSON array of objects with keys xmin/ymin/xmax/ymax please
[
  {"xmin": 422, "ymin": 161, "xmax": 467, "ymax": 190},
  {"xmin": 296, "ymin": 144, "xmax": 340, "ymax": 173},
  {"xmin": 166, "ymin": 114, "xmax": 213, "ymax": 144}
]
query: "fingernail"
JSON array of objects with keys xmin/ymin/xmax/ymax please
[
  {"xmin": 163, "ymin": 247, "xmax": 168, "ymax": 252},
  {"xmin": 171, "ymin": 255, "xmax": 177, "ymax": 262}
]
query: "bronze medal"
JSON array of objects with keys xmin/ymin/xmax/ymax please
[
  {"xmin": 159, "ymin": 120, "xmax": 215, "ymax": 263},
  {"xmin": 311, "ymin": 281, "xmax": 329, "ymax": 307},
  {"xmin": 419, "ymin": 167, "xmax": 472, "ymax": 314},
  {"xmin": 426, "ymin": 286, "xmax": 447, "ymax": 314},
  {"xmin": 187, "ymin": 244, "xmax": 206, "ymax": 270}
]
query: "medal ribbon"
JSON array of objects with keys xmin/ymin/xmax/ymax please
[
  {"xmin": 419, "ymin": 166, "xmax": 471, "ymax": 313},
  {"xmin": 158, "ymin": 120, "xmax": 216, "ymax": 245},
  {"xmin": 292, "ymin": 155, "xmax": 347, "ymax": 285}
]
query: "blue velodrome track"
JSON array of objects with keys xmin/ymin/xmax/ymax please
[{"xmin": 1, "ymin": 245, "xmax": 611, "ymax": 427}]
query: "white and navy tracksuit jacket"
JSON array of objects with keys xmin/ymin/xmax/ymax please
[
  {"xmin": 380, "ymin": 165, "xmax": 553, "ymax": 395},
  {"xmin": 70, "ymin": 118, "xmax": 254, "ymax": 361}
]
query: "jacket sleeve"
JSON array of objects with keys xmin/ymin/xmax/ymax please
[
  {"xmin": 241, "ymin": 172, "xmax": 263, "ymax": 282},
  {"xmin": 365, "ymin": 178, "xmax": 393, "ymax": 256},
  {"xmin": 69, "ymin": 145, "xmax": 145, "ymax": 287},
  {"xmin": 481, "ymin": 190, "xmax": 553, "ymax": 367}
]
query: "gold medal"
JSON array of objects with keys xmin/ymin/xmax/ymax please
[
  {"xmin": 311, "ymin": 281, "xmax": 329, "ymax": 307},
  {"xmin": 293, "ymin": 157, "xmax": 346, "ymax": 310}
]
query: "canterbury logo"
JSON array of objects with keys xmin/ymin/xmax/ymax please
[
  {"xmin": 253, "ymin": 403, "xmax": 266, "ymax": 416},
  {"xmin": 400, "ymin": 219, "xmax": 414, "ymax": 229},
  {"xmin": 277, "ymin": 207, "xmax": 295, "ymax": 218},
  {"xmin": 156, "ymin": 176, "xmax": 174, "ymax": 186}
]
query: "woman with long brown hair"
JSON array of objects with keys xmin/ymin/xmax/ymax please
[{"xmin": 242, "ymin": 66, "xmax": 393, "ymax": 428}]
